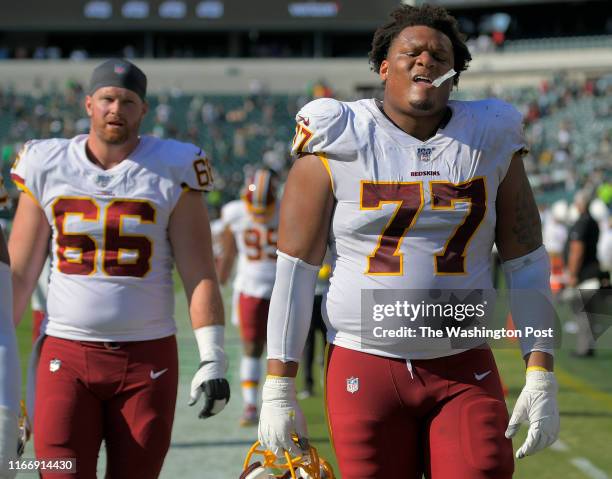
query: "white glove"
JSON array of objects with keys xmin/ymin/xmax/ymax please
[
  {"xmin": 505, "ymin": 370, "xmax": 560, "ymax": 459},
  {"xmin": 188, "ymin": 360, "xmax": 230, "ymax": 418},
  {"xmin": 188, "ymin": 326, "xmax": 230, "ymax": 419},
  {"xmin": 258, "ymin": 376, "xmax": 309, "ymax": 458},
  {"xmin": 0, "ymin": 406, "xmax": 18, "ymax": 479}
]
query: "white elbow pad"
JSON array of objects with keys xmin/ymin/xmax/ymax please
[
  {"xmin": 267, "ymin": 251, "xmax": 320, "ymax": 363},
  {"xmin": 0, "ymin": 262, "xmax": 20, "ymax": 415},
  {"xmin": 502, "ymin": 246, "xmax": 556, "ymax": 357}
]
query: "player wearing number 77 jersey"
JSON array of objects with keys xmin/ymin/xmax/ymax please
[
  {"xmin": 258, "ymin": 5, "xmax": 558, "ymax": 479},
  {"xmin": 8, "ymin": 59, "xmax": 230, "ymax": 479},
  {"xmin": 217, "ymin": 169, "xmax": 279, "ymax": 427}
]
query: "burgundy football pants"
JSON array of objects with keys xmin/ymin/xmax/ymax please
[
  {"xmin": 238, "ymin": 293, "xmax": 270, "ymax": 343},
  {"xmin": 34, "ymin": 335, "xmax": 178, "ymax": 478},
  {"xmin": 325, "ymin": 345, "xmax": 514, "ymax": 479}
]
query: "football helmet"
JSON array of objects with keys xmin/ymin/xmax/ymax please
[
  {"xmin": 240, "ymin": 440, "xmax": 335, "ymax": 479},
  {"xmin": 242, "ymin": 169, "xmax": 278, "ymax": 217}
]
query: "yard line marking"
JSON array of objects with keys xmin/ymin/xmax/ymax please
[{"xmin": 570, "ymin": 457, "xmax": 609, "ymax": 479}]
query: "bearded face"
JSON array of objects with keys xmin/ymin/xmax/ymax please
[{"xmin": 86, "ymin": 87, "xmax": 147, "ymax": 145}]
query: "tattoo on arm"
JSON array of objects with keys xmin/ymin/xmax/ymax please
[{"xmin": 512, "ymin": 175, "xmax": 541, "ymax": 251}]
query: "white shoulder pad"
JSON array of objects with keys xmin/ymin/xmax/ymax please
[
  {"xmin": 10, "ymin": 139, "xmax": 64, "ymax": 205},
  {"xmin": 291, "ymin": 98, "xmax": 353, "ymax": 158},
  {"xmin": 164, "ymin": 139, "xmax": 215, "ymax": 193},
  {"xmin": 0, "ymin": 262, "xmax": 20, "ymax": 413},
  {"xmin": 210, "ymin": 218, "xmax": 226, "ymax": 237},
  {"xmin": 483, "ymin": 98, "xmax": 528, "ymax": 156},
  {"xmin": 220, "ymin": 199, "xmax": 244, "ymax": 226}
]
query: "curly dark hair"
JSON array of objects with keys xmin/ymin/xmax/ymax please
[{"xmin": 368, "ymin": 4, "xmax": 472, "ymax": 85}]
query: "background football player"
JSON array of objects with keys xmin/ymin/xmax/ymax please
[
  {"xmin": 8, "ymin": 59, "xmax": 230, "ymax": 478},
  {"xmin": 258, "ymin": 5, "xmax": 559, "ymax": 478},
  {"xmin": 218, "ymin": 168, "xmax": 279, "ymax": 426}
]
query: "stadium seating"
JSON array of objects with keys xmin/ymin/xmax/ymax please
[{"xmin": 1, "ymin": 72, "xmax": 610, "ymax": 212}]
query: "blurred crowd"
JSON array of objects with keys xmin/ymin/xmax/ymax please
[
  {"xmin": 0, "ymin": 72, "xmax": 610, "ymax": 215},
  {"xmin": 454, "ymin": 72, "xmax": 611, "ymax": 200}
]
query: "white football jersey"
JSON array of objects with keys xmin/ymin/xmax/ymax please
[
  {"xmin": 11, "ymin": 135, "xmax": 214, "ymax": 341},
  {"xmin": 221, "ymin": 199, "xmax": 278, "ymax": 299},
  {"xmin": 292, "ymin": 97, "xmax": 527, "ymax": 359},
  {"xmin": 542, "ymin": 217, "xmax": 568, "ymax": 256}
]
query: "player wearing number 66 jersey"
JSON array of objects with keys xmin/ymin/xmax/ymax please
[
  {"xmin": 217, "ymin": 169, "xmax": 279, "ymax": 427},
  {"xmin": 258, "ymin": 5, "xmax": 559, "ymax": 479},
  {"xmin": 8, "ymin": 59, "xmax": 230, "ymax": 479}
]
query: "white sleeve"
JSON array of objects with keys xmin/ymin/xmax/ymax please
[
  {"xmin": 0, "ymin": 261, "xmax": 20, "ymax": 474},
  {"xmin": 266, "ymin": 251, "xmax": 320, "ymax": 363},
  {"xmin": 0, "ymin": 262, "xmax": 19, "ymax": 413},
  {"xmin": 0, "ymin": 405, "xmax": 18, "ymax": 478},
  {"xmin": 220, "ymin": 200, "xmax": 243, "ymax": 227},
  {"xmin": 486, "ymin": 99, "xmax": 529, "ymax": 181},
  {"xmin": 179, "ymin": 146, "xmax": 215, "ymax": 193},
  {"xmin": 502, "ymin": 246, "xmax": 556, "ymax": 357},
  {"xmin": 10, "ymin": 140, "xmax": 44, "ymax": 206},
  {"xmin": 167, "ymin": 142, "xmax": 215, "ymax": 213}
]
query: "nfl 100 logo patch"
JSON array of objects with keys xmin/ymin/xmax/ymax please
[
  {"xmin": 346, "ymin": 376, "xmax": 359, "ymax": 394},
  {"xmin": 417, "ymin": 147, "xmax": 435, "ymax": 162}
]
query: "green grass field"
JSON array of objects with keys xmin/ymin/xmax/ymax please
[{"xmin": 15, "ymin": 280, "xmax": 612, "ymax": 478}]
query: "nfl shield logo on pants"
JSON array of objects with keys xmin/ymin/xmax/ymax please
[
  {"xmin": 49, "ymin": 359, "xmax": 61, "ymax": 373},
  {"xmin": 346, "ymin": 377, "xmax": 359, "ymax": 394}
]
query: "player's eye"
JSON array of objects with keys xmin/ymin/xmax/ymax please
[{"xmin": 434, "ymin": 52, "xmax": 448, "ymax": 61}]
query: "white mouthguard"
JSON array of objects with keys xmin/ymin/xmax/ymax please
[{"xmin": 432, "ymin": 69, "xmax": 457, "ymax": 87}]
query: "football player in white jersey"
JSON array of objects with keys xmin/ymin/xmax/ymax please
[
  {"xmin": 0, "ymin": 179, "xmax": 20, "ymax": 479},
  {"xmin": 218, "ymin": 169, "xmax": 279, "ymax": 426},
  {"xmin": 8, "ymin": 59, "xmax": 230, "ymax": 479},
  {"xmin": 258, "ymin": 5, "xmax": 559, "ymax": 479}
]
